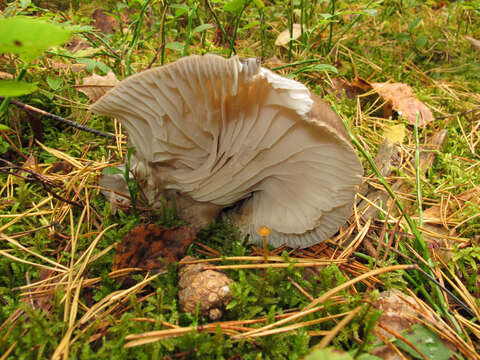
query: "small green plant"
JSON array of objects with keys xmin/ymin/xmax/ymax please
[
  {"xmin": 102, "ymin": 147, "xmax": 140, "ymax": 218},
  {"xmin": 0, "ymin": 16, "xmax": 71, "ymax": 104}
]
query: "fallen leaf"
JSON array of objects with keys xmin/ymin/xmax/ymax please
[
  {"xmin": 275, "ymin": 24, "xmax": 302, "ymax": 47},
  {"xmin": 77, "ymin": 71, "xmax": 119, "ymax": 102},
  {"xmin": 0, "ymin": 71, "xmax": 13, "ymax": 79},
  {"xmin": 113, "ymin": 224, "xmax": 197, "ymax": 272},
  {"xmin": 65, "ymin": 37, "xmax": 91, "ymax": 53},
  {"xmin": 371, "ymin": 82, "xmax": 434, "ymax": 127},
  {"xmin": 22, "ymin": 154, "xmax": 39, "ymax": 172},
  {"xmin": 465, "ymin": 36, "xmax": 480, "ymax": 51},
  {"xmin": 49, "ymin": 60, "xmax": 86, "ymax": 73},
  {"xmin": 422, "ymin": 185, "xmax": 480, "ymax": 262},
  {"xmin": 374, "ymin": 289, "xmax": 418, "ymax": 339},
  {"xmin": 371, "ymin": 289, "xmax": 455, "ymax": 360},
  {"xmin": 383, "ymin": 124, "xmax": 406, "ymax": 144},
  {"xmin": 46, "ymin": 161, "xmax": 74, "ymax": 174},
  {"xmin": 327, "ymin": 77, "xmax": 369, "ymax": 100},
  {"xmin": 92, "ymin": 9, "xmax": 120, "ymax": 34},
  {"xmin": 21, "ymin": 269, "xmax": 56, "ymax": 314}
]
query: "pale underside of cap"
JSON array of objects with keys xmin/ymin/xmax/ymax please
[{"xmin": 91, "ymin": 54, "xmax": 363, "ymax": 248}]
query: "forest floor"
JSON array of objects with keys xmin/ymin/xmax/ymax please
[{"xmin": 0, "ymin": 0, "xmax": 479, "ymax": 359}]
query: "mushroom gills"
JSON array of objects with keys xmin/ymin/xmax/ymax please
[{"xmin": 91, "ymin": 54, "xmax": 363, "ymax": 248}]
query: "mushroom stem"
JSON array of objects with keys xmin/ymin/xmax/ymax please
[{"xmin": 258, "ymin": 226, "xmax": 271, "ymax": 263}]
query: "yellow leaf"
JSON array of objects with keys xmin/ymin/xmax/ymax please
[{"xmin": 383, "ymin": 124, "xmax": 406, "ymax": 144}]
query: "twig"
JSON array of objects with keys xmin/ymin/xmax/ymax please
[
  {"xmin": 0, "ymin": 97, "xmax": 114, "ymax": 138},
  {"xmin": 0, "ymin": 158, "xmax": 83, "ymax": 208},
  {"xmin": 205, "ymin": 0, "xmax": 236, "ymax": 54}
]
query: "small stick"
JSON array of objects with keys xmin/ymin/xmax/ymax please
[
  {"xmin": 0, "ymin": 158, "xmax": 83, "ymax": 208},
  {"xmin": 287, "ymin": 276, "xmax": 314, "ymax": 301},
  {"xmin": 0, "ymin": 97, "xmax": 114, "ymax": 138}
]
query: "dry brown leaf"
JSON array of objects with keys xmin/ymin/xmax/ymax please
[
  {"xmin": 49, "ymin": 61, "xmax": 86, "ymax": 73},
  {"xmin": 21, "ymin": 269, "xmax": 56, "ymax": 314},
  {"xmin": 371, "ymin": 289, "xmax": 458, "ymax": 359},
  {"xmin": 465, "ymin": 36, "xmax": 480, "ymax": 51},
  {"xmin": 77, "ymin": 71, "xmax": 119, "ymax": 102},
  {"xmin": 275, "ymin": 24, "xmax": 302, "ymax": 46},
  {"xmin": 422, "ymin": 185, "xmax": 479, "ymax": 262},
  {"xmin": 0, "ymin": 71, "xmax": 13, "ymax": 80},
  {"xmin": 327, "ymin": 77, "xmax": 368, "ymax": 100},
  {"xmin": 371, "ymin": 82, "xmax": 434, "ymax": 127},
  {"xmin": 92, "ymin": 9, "xmax": 120, "ymax": 34},
  {"xmin": 374, "ymin": 289, "xmax": 418, "ymax": 339},
  {"xmin": 65, "ymin": 37, "xmax": 91, "ymax": 53},
  {"xmin": 46, "ymin": 161, "xmax": 74, "ymax": 174},
  {"xmin": 112, "ymin": 224, "xmax": 197, "ymax": 273}
]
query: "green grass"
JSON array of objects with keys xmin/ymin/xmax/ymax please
[{"xmin": 0, "ymin": 0, "xmax": 479, "ymax": 358}]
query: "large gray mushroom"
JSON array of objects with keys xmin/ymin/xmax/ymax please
[{"xmin": 91, "ymin": 54, "xmax": 363, "ymax": 248}]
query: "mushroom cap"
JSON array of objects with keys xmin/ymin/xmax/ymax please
[{"xmin": 90, "ymin": 55, "xmax": 363, "ymax": 248}]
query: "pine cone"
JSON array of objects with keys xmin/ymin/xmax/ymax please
[{"xmin": 178, "ymin": 256, "xmax": 233, "ymax": 320}]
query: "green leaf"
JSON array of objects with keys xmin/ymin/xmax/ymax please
[
  {"xmin": 0, "ymin": 17, "xmax": 71, "ymax": 60},
  {"xmin": 293, "ymin": 64, "xmax": 338, "ymax": 75},
  {"xmin": 19, "ymin": 0, "xmax": 31, "ymax": 8},
  {"xmin": 415, "ymin": 35, "xmax": 428, "ymax": 48},
  {"xmin": 0, "ymin": 124, "xmax": 12, "ymax": 131},
  {"xmin": 408, "ymin": 16, "xmax": 422, "ymax": 31},
  {"xmin": 77, "ymin": 58, "xmax": 97, "ymax": 72},
  {"xmin": 171, "ymin": 3, "xmax": 189, "ymax": 17},
  {"xmin": 242, "ymin": 21, "xmax": 260, "ymax": 30},
  {"xmin": 96, "ymin": 61, "xmax": 111, "ymax": 75},
  {"xmin": 224, "ymin": 0, "xmax": 247, "ymax": 14},
  {"xmin": 46, "ymin": 76, "xmax": 63, "ymax": 91},
  {"xmin": 252, "ymin": 0, "xmax": 264, "ymax": 8},
  {"xmin": 0, "ymin": 80, "xmax": 37, "ymax": 96},
  {"xmin": 304, "ymin": 348, "xmax": 354, "ymax": 360},
  {"xmin": 395, "ymin": 33, "xmax": 411, "ymax": 42},
  {"xmin": 192, "ymin": 24, "xmax": 215, "ymax": 34},
  {"xmin": 166, "ymin": 42, "xmax": 184, "ymax": 52},
  {"xmin": 394, "ymin": 324, "xmax": 455, "ymax": 360},
  {"xmin": 0, "ymin": 138, "xmax": 9, "ymax": 154},
  {"xmin": 319, "ymin": 13, "xmax": 335, "ymax": 19},
  {"xmin": 102, "ymin": 167, "xmax": 124, "ymax": 175}
]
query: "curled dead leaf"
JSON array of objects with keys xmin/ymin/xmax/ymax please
[
  {"xmin": 371, "ymin": 82, "xmax": 434, "ymax": 127},
  {"xmin": 77, "ymin": 71, "xmax": 119, "ymax": 102},
  {"xmin": 275, "ymin": 24, "xmax": 302, "ymax": 47}
]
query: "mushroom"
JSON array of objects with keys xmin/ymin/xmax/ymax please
[{"xmin": 91, "ymin": 54, "xmax": 363, "ymax": 248}]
